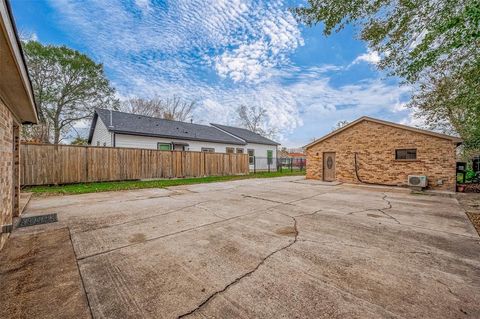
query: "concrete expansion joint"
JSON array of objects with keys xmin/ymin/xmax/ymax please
[
  {"xmin": 67, "ymin": 227, "xmax": 94, "ymax": 318},
  {"xmin": 177, "ymin": 215, "xmax": 299, "ymax": 319},
  {"xmin": 241, "ymin": 194, "xmax": 289, "ymax": 205},
  {"xmin": 299, "ymin": 239, "xmax": 433, "ymax": 256}
]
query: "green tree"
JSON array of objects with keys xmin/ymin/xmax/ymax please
[
  {"xmin": 70, "ymin": 136, "xmax": 88, "ymax": 145},
  {"xmin": 23, "ymin": 41, "xmax": 118, "ymax": 144},
  {"xmin": 295, "ymin": 0, "xmax": 480, "ymax": 152}
]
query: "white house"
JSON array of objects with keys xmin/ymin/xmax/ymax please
[{"xmin": 88, "ymin": 109, "xmax": 279, "ymax": 170}]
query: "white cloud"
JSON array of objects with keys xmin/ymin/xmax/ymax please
[
  {"xmin": 352, "ymin": 49, "xmax": 381, "ymax": 65},
  {"xmin": 392, "ymin": 101, "xmax": 408, "ymax": 112},
  {"xmin": 399, "ymin": 109, "xmax": 427, "ymax": 128},
  {"xmin": 213, "ymin": 6, "xmax": 303, "ymax": 83},
  {"xmin": 19, "ymin": 31, "xmax": 38, "ymax": 41},
  {"xmin": 134, "ymin": 0, "xmax": 151, "ymax": 13},
  {"xmin": 46, "ymin": 0, "xmax": 412, "ymax": 147}
]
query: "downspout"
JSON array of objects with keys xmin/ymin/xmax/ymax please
[
  {"xmin": 354, "ymin": 152, "xmax": 398, "ymax": 187},
  {"xmin": 108, "ymin": 110, "xmax": 115, "ymax": 147}
]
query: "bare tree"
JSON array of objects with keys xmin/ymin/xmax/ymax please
[
  {"xmin": 332, "ymin": 120, "xmax": 349, "ymax": 131},
  {"xmin": 120, "ymin": 97, "xmax": 164, "ymax": 118},
  {"xmin": 236, "ymin": 105, "xmax": 277, "ymax": 138},
  {"xmin": 161, "ymin": 96, "xmax": 196, "ymax": 122},
  {"xmin": 121, "ymin": 96, "xmax": 196, "ymax": 122}
]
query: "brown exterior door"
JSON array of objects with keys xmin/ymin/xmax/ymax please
[{"xmin": 323, "ymin": 152, "xmax": 335, "ymax": 181}]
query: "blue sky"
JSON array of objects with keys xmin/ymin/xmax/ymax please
[{"xmin": 13, "ymin": 0, "xmax": 414, "ymax": 147}]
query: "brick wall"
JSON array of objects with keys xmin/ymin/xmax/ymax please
[
  {"xmin": 306, "ymin": 120, "xmax": 457, "ymax": 191},
  {"xmin": 0, "ymin": 99, "xmax": 17, "ymax": 250}
]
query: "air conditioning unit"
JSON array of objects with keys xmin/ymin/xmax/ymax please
[{"xmin": 408, "ymin": 175, "xmax": 427, "ymax": 188}]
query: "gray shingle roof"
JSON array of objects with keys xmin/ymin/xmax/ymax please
[
  {"xmin": 91, "ymin": 109, "xmax": 246, "ymax": 145},
  {"xmin": 210, "ymin": 123, "xmax": 280, "ymax": 145}
]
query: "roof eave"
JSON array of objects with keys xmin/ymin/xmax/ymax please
[
  {"xmin": 0, "ymin": 0, "xmax": 38, "ymax": 124},
  {"xmin": 210, "ymin": 123, "xmax": 281, "ymax": 146},
  {"xmin": 305, "ymin": 116, "xmax": 463, "ymax": 149}
]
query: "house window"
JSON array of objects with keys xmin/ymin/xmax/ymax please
[
  {"xmin": 201, "ymin": 147, "xmax": 215, "ymax": 153},
  {"xmin": 267, "ymin": 150, "xmax": 273, "ymax": 164},
  {"xmin": 236, "ymin": 148, "xmax": 244, "ymax": 154},
  {"xmin": 96, "ymin": 141, "xmax": 100, "ymax": 146},
  {"xmin": 226, "ymin": 147, "xmax": 235, "ymax": 154},
  {"xmin": 395, "ymin": 149, "xmax": 417, "ymax": 160},
  {"xmin": 157, "ymin": 143, "xmax": 171, "ymax": 151},
  {"xmin": 248, "ymin": 149, "xmax": 255, "ymax": 164}
]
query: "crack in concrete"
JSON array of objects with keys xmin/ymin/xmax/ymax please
[
  {"xmin": 378, "ymin": 193, "xmax": 400, "ymax": 224},
  {"xmin": 381, "ymin": 193, "xmax": 393, "ymax": 209},
  {"xmin": 435, "ymin": 279, "xmax": 458, "ymax": 298},
  {"xmin": 177, "ymin": 215, "xmax": 299, "ymax": 318},
  {"xmin": 346, "ymin": 193, "xmax": 400, "ymax": 224},
  {"xmin": 347, "ymin": 208, "xmax": 371, "ymax": 216},
  {"xmin": 295, "ymin": 209, "xmax": 324, "ymax": 218}
]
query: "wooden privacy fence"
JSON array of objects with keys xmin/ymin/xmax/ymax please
[{"xmin": 21, "ymin": 143, "xmax": 249, "ymax": 186}]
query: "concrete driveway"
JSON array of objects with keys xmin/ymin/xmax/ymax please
[{"xmin": 8, "ymin": 176, "xmax": 480, "ymax": 318}]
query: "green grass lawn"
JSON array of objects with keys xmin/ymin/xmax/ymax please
[{"xmin": 24, "ymin": 170, "xmax": 305, "ymax": 196}]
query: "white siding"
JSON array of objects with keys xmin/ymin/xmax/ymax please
[
  {"xmin": 91, "ymin": 118, "xmax": 112, "ymax": 146},
  {"xmin": 245, "ymin": 143, "xmax": 278, "ymax": 171},
  {"xmin": 115, "ymin": 134, "xmax": 244, "ymax": 152},
  {"xmin": 114, "ymin": 134, "xmax": 277, "ymax": 170}
]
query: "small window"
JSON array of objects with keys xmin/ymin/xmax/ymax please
[
  {"xmin": 96, "ymin": 141, "xmax": 100, "ymax": 146},
  {"xmin": 201, "ymin": 147, "xmax": 215, "ymax": 153},
  {"xmin": 226, "ymin": 147, "xmax": 235, "ymax": 154},
  {"xmin": 158, "ymin": 143, "xmax": 171, "ymax": 151},
  {"xmin": 248, "ymin": 149, "xmax": 255, "ymax": 164},
  {"xmin": 395, "ymin": 149, "xmax": 417, "ymax": 160},
  {"xmin": 267, "ymin": 150, "xmax": 273, "ymax": 164},
  {"xmin": 236, "ymin": 148, "xmax": 244, "ymax": 154}
]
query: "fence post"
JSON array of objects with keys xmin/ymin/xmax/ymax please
[
  {"xmin": 85, "ymin": 146, "xmax": 89, "ymax": 182},
  {"xmin": 203, "ymin": 151, "xmax": 206, "ymax": 177}
]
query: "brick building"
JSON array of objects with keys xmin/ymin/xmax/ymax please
[
  {"xmin": 0, "ymin": 0, "xmax": 38, "ymax": 250},
  {"xmin": 305, "ymin": 117, "xmax": 462, "ymax": 191}
]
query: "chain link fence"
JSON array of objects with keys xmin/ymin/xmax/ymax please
[{"xmin": 250, "ymin": 156, "xmax": 306, "ymax": 173}]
